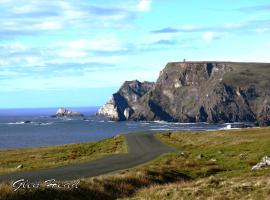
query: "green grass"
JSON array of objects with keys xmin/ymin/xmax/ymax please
[
  {"xmin": 1, "ymin": 128, "xmax": 270, "ymax": 200},
  {"xmin": 156, "ymin": 128, "xmax": 270, "ymax": 178},
  {"xmin": 127, "ymin": 127, "xmax": 270, "ymax": 199},
  {"xmin": 222, "ymin": 63, "xmax": 270, "ymax": 91},
  {"xmin": 0, "ymin": 135, "xmax": 127, "ymax": 175}
]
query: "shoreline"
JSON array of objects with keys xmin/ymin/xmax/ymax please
[{"xmin": 0, "ymin": 119, "xmax": 258, "ymax": 149}]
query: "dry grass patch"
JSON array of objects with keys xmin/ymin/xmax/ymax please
[{"xmin": 127, "ymin": 175, "xmax": 270, "ymax": 200}]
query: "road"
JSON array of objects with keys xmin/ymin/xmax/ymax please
[{"xmin": 0, "ymin": 132, "xmax": 174, "ymax": 182}]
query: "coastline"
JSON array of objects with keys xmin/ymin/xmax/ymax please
[{"xmin": 0, "ymin": 113, "xmax": 231, "ymax": 149}]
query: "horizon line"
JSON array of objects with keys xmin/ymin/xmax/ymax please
[{"xmin": 0, "ymin": 106, "xmax": 101, "ymax": 110}]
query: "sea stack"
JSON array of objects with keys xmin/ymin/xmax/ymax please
[
  {"xmin": 53, "ymin": 108, "xmax": 84, "ymax": 117},
  {"xmin": 98, "ymin": 61, "xmax": 270, "ymax": 126}
]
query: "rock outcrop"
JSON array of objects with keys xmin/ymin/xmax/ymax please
[
  {"xmin": 97, "ymin": 80, "xmax": 154, "ymax": 121},
  {"xmin": 98, "ymin": 62, "xmax": 270, "ymax": 126},
  {"xmin": 252, "ymin": 156, "xmax": 270, "ymax": 170},
  {"xmin": 53, "ymin": 108, "xmax": 84, "ymax": 117}
]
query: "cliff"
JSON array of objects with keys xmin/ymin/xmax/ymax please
[
  {"xmin": 98, "ymin": 62, "xmax": 270, "ymax": 126},
  {"xmin": 97, "ymin": 80, "xmax": 154, "ymax": 121}
]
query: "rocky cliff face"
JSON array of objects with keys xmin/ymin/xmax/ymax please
[
  {"xmin": 98, "ymin": 62, "xmax": 270, "ymax": 126},
  {"xmin": 97, "ymin": 80, "xmax": 154, "ymax": 120}
]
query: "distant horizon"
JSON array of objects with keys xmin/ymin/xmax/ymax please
[{"xmin": 0, "ymin": 106, "xmax": 100, "ymax": 110}]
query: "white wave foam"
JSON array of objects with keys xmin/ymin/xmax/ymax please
[
  {"xmin": 153, "ymin": 121, "xmax": 198, "ymax": 125},
  {"xmin": 150, "ymin": 128, "xmax": 178, "ymax": 131},
  {"xmin": 219, "ymin": 124, "xmax": 240, "ymax": 130},
  {"xmin": 153, "ymin": 120, "xmax": 168, "ymax": 124},
  {"xmin": 7, "ymin": 121, "xmax": 53, "ymax": 126},
  {"xmin": 140, "ymin": 122, "xmax": 151, "ymax": 125},
  {"xmin": 34, "ymin": 122, "xmax": 53, "ymax": 126},
  {"xmin": 7, "ymin": 121, "xmax": 25, "ymax": 125}
]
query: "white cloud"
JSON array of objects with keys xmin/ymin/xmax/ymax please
[
  {"xmin": 0, "ymin": 42, "xmax": 46, "ymax": 68},
  {"xmin": 0, "ymin": 34, "xmax": 127, "ymax": 73},
  {"xmin": 0, "ymin": 65, "xmax": 158, "ymax": 91},
  {"xmin": 13, "ymin": 5, "xmax": 36, "ymax": 14},
  {"xmin": 0, "ymin": 0, "xmax": 158, "ymax": 92},
  {"xmin": 141, "ymin": 32, "xmax": 179, "ymax": 44},
  {"xmin": 0, "ymin": 0, "xmax": 138, "ymax": 38},
  {"xmin": 60, "ymin": 36, "xmax": 124, "ymax": 52},
  {"xmin": 5, "ymin": 42, "xmax": 28, "ymax": 52},
  {"xmin": 137, "ymin": 0, "xmax": 152, "ymax": 12},
  {"xmin": 34, "ymin": 21, "xmax": 63, "ymax": 31},
  {"xmin": 58, "ymin": 50, "xmax": 88, "ymax": 58},
  {"xmin": 0, "ymin": 0, "xmax": 12, "ymax": 4},
  {"xmin": 226, "ymin": 50, "xmax": 270, "ymax": 63},
  {"xmin": 202, "ymin": 32, "xmax": 214, "ymax": 42},
  {"xmin": 77, "ymin": 56, "xmax": 125, "ymax": 65},
  {"xmin": 255, "ymin": 27, "xmax": 270, "ymax": 33},
  {"xmin": 223, "ymin": 22, "xmax": 245, "ymax": 29},
  {"xmin": 0, "ymin": 70, "xmax": 21, "ymax": 76},
  {"xmin": 24, "ymin": 56, "xmax": 44, "ymax": 66},
  {"xmin": 0, "ymin": 56, "xmax": 45, "ymax": 68}
]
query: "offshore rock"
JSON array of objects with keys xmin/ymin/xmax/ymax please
[{"xmin": 53, "ymin": 108, "xmax": 84, "ymax": 117}]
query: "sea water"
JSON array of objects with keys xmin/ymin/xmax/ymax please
[{"xmin": 0, "ymin": 107, "xmax": 226, "ymax": 148}]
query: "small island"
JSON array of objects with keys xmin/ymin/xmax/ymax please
[{"xmin": 52, "ymin": 108, "xmax": 84, "ymax": 118}]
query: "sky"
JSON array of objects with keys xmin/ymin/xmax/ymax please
[{"xmin": 0, "ymin": 0, "xmax": 270, "ymax": 108}]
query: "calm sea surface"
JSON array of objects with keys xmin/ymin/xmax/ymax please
[{"xmin": 0, "ymin": 107, "xmax": 227, "ymax": 149}]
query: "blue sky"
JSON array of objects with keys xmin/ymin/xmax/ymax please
[{"xmin": 0, "ymin": 0, "xmax": 270, "ymax": 108}]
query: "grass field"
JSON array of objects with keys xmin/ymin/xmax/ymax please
[
  {"xmin": 1, "ymin": 128, "xmax": 270, "ymax": 200},
  {"xmin": 0, "ymin": 135, "xmax": 127, "ymax": 175},
  {"xmin": 129, "ymin": 127, "xmax": 270, "ymax": 199},
  {"xmin": 222, "ymin": 63, "xmax": 270, "ymax": 91}
]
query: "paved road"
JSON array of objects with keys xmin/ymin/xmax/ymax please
[{"xmin": 0, "ymin": 132, "xmax": 174, "ymax": 182}]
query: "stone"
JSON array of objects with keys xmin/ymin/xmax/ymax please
[
  {"xmin": 179, "ymin": 152, "xmax": 186, "ymax": 156},
  {"xmin": 16, "ymin": 164, "xmax": 23, "ymax": 169},
  {"xmin": 252, "ymin": 156, "xmax": 270, "ymax": 170},
  {"xmin": 197, "ymin": 154, "xmax": 204, "ymax": 159}
]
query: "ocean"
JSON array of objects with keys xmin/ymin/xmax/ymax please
[{"xmin": 0, "ymin": 107, "xmax": 227, "ymax": 149}]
